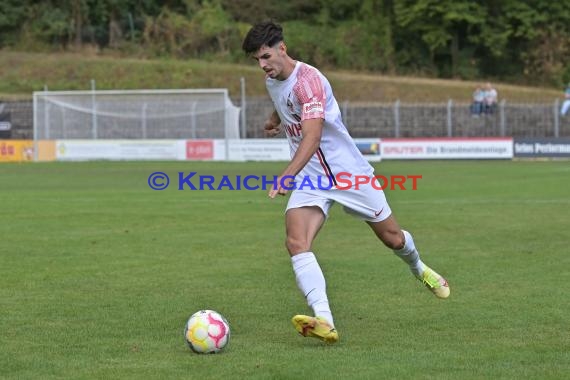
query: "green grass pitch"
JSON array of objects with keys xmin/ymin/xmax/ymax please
[{"xmin": 1, "ymin": 160, "xmax": 569, "ymax": 379}]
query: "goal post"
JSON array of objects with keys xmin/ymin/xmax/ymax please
[{"xmin": 33, "ymin": 89, "xmax": 240, "ymax": 160}]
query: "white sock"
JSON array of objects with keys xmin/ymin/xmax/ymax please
[
  {"xmin": 393, "ymin": 230, "xmax": 424, "ymax": 276},
  {"xmin": 291, "ymin": 252, "xmax": 334, "ymax": 327}
]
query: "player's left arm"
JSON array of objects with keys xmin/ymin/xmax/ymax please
[
  {"xmin": 269, "ymin": 118, "xmax": 323, "ymax": 198},
  {"xmin": 269, "ymin": 67, "xmax": 327, "ymax": 198}
]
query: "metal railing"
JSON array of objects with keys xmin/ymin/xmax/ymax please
[
  {"xmin": 243, "ymin": 98, "xmax": 570, "ymax": 139},
  {"xmin": 1, "ymin": 98, "xmax": 569, "ymax": 140}
]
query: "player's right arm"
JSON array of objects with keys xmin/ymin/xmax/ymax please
[{"xmin": 264, "ymin": 110, "xmax": 281, "ymax": 137}]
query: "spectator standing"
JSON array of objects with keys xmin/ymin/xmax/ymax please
[
  {"xmin": 483, "ymin": 82, "xmax": 498, "ymax": 114},
  {"xmin": 471, "ymin": 85, "xmax": 484, "ymax": 116},
  {"xmin": 560, "ymin": 83, "xmax": 570, "ymax": 116}
]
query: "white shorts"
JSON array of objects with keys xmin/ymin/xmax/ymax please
[{"xmin": 285, "ymin": 179, "xmax": 392, "ymax": 222}]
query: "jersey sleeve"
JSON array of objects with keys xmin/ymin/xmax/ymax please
[{"xmin": 293, "ymin": 65, "xmax": 326, "ymax": 121}]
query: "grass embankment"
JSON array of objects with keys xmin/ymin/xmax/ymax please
[{"xmin": 0, "ymin": 50, "xmax": 562, "ymax": 103}]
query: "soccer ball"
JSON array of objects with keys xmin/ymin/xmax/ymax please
[{"xmin": 184, "ymin": 310, "xmax": 230, "ymax": 354}]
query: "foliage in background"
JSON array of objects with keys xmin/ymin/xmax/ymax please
[{"xmin": 0, "ymin": 0, "xmax": 569, "ymax": 87}]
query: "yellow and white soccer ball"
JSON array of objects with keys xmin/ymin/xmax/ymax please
[{"xmin": 184, "ymin": 310, "xmax": 230, "ymax": 354}]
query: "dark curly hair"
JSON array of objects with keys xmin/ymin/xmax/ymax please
[{"xmin": 242, "ymin": 21, "xmax": 284, "ymax": 55}]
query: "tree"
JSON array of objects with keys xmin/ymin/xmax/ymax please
[
  {"xmin": 470, "ymin": 0, "xmax": 570, "ymax": 85},
  {"xmin": 0, "ymin": 0, "xmax": 568, "ymax": 86},
  {"xmin": 69, "ymin": 0, "xmax": 88, "ymax": 48},
  {"xmin": 0, "ymin": 0, "xmax": 27, "ymax": 46},
  {"xmin": 192, "ymin": 1, "xmax": 235, "ymax": 54},
  {"xmin": 394, "ymin": 0, "xmax": 485, "ymax": 78}
]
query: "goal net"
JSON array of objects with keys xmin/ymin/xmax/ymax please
[{"xmin": 33, "ymin": 89, "xmax": 240, "ymax": 141}]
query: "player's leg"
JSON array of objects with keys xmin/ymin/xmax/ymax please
[
  {"xmin": 285, "ymin": 202, "xmax": 338, "ymax": 343},
  {"xmin": 285, "ymin": 205, "xmax": 325, "ymax": 256},
  {"xmin": 331, "ymin": 181, "xmax": 450, "ymax": 299},
  {"xmin": 367, "ymin": 217, "xmax": 450, "ymax": 299},
  {"xmin": 366, "ymin": 215, "xmax": 421, "ymax": 273}
]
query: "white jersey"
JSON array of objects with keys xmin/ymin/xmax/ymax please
[{"xmin": 266, "ymin": 61, "xmax": 373, "ymax": 188}]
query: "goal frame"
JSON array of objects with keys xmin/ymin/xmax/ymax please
[{"xmin": 33, "ymin": 88, "xmax": 240, "ymax": 161}]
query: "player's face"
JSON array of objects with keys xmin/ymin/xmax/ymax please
[{"xmin": 251, "ymin": 43, "xmax": 287, "ymax": 80}]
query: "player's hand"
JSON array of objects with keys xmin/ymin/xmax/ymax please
[
  {"xmin": 268, "ymin": 175, "xmax": 293, "ymax": 198},
  {"xmin": 264, "ymin": 118, "xmax": 281, "ymax": 137}
]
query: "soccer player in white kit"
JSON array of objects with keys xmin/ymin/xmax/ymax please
[{"xmin": 242, "ymin": 21, "xmax": 450, "ymax": 344}]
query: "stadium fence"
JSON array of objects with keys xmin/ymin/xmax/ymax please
[{"xmin": 1, "ymin": 96, "xmax": 569, "ymax": 140}]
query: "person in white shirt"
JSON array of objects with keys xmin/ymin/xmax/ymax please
[
  {"xmin": 242, "ymin": 21, "xmax": 450, "ymax": 344},
  {"xmin": 560, "ymin": 83, "xmax": 570, "ymax": 116},
  {"xmin": 483, "ymin": 82, "xmax": 498, "ymax": 114},
  {"xmin": 471, "ymin": 85, "xmax": 485, "ymax": 116}
]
